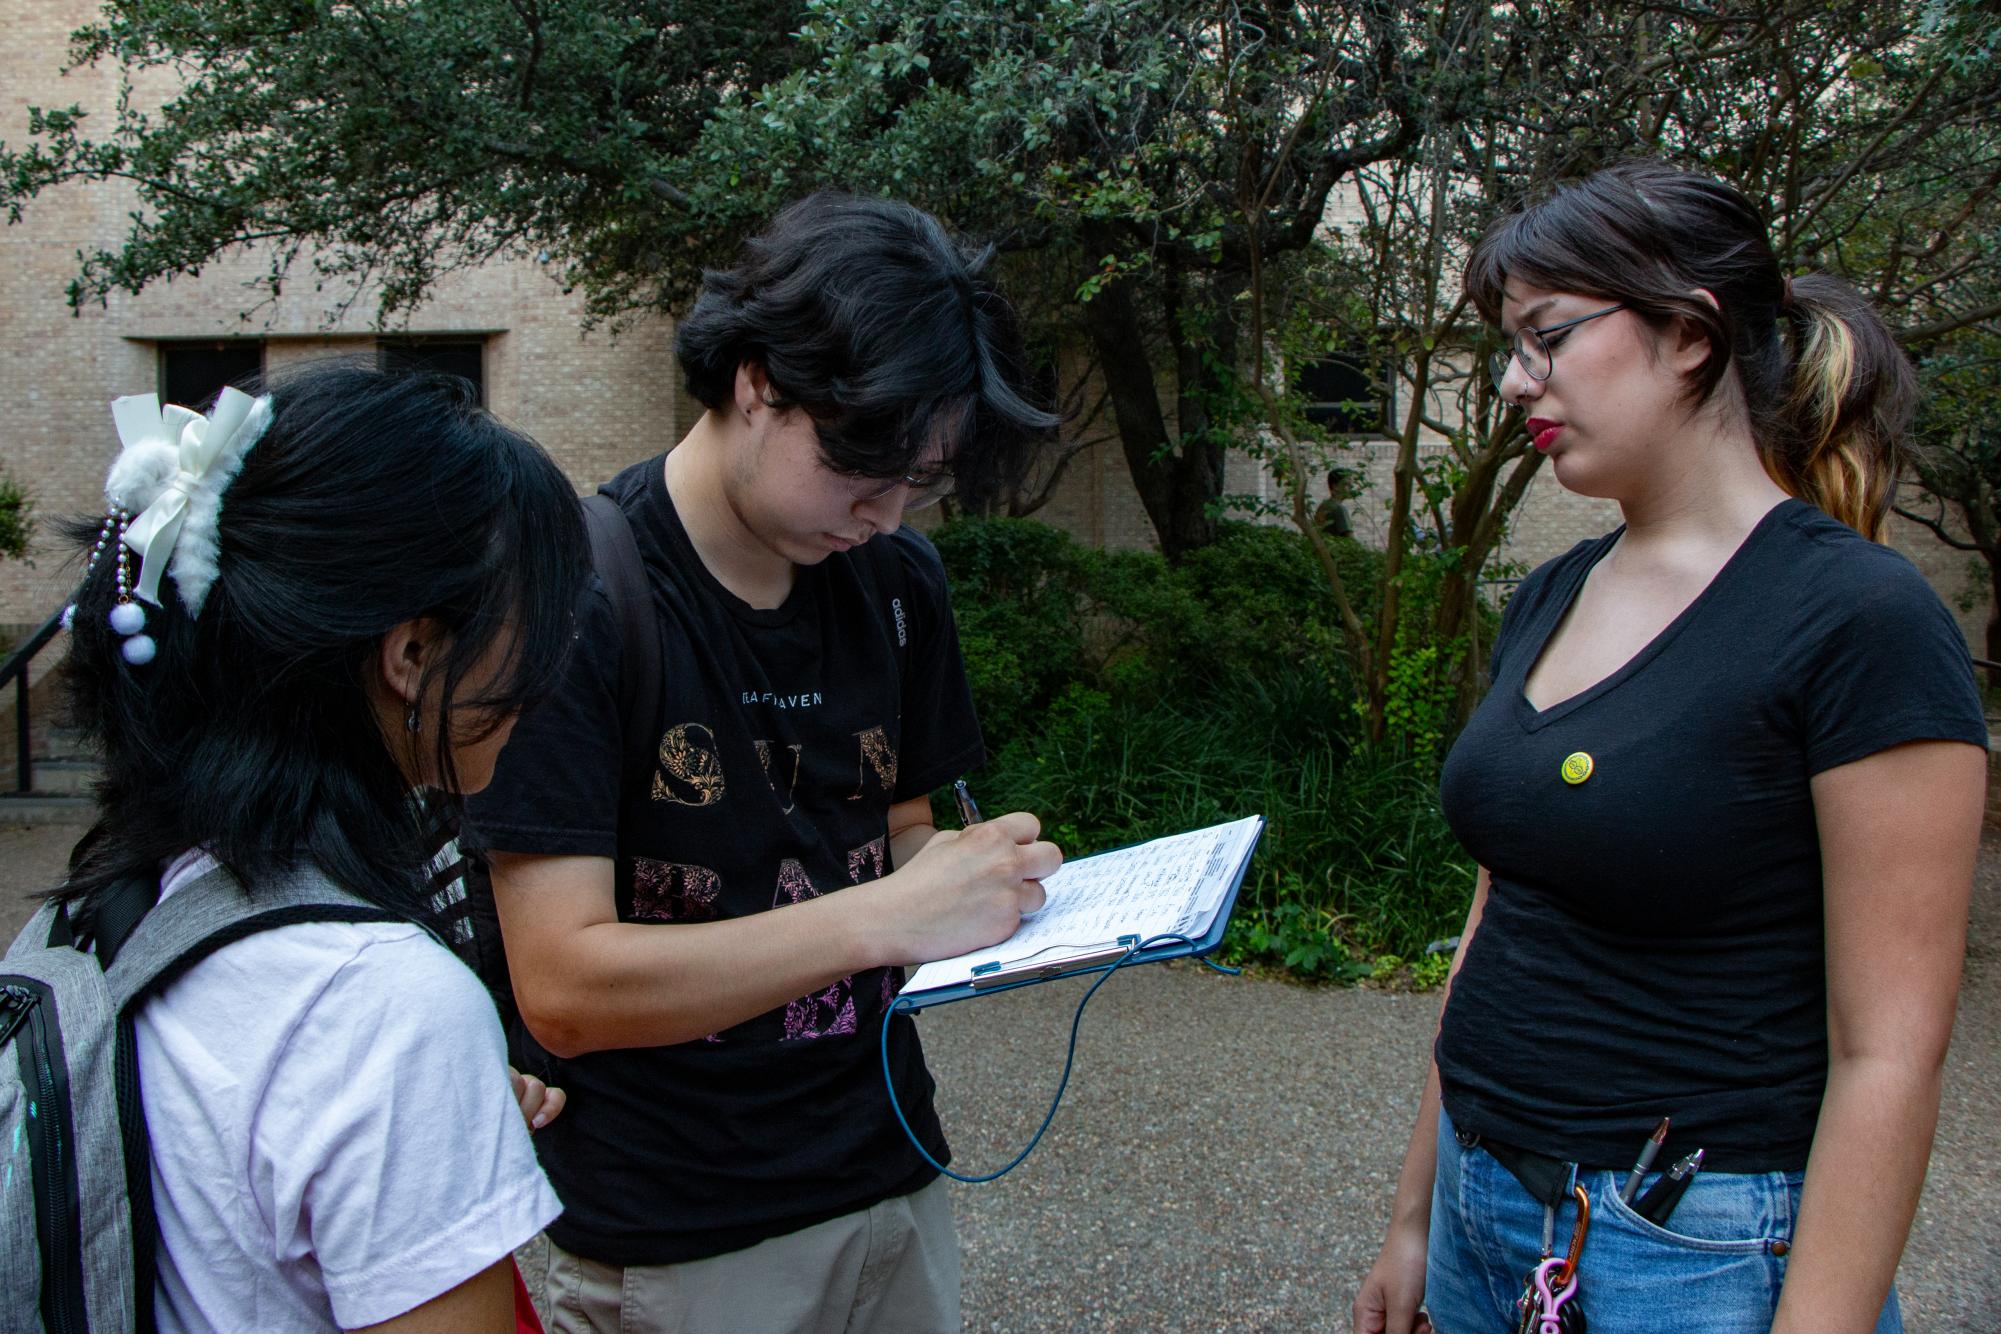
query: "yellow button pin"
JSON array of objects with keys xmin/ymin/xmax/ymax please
[{"xmin": 1560, "ymin": 751, "xmax": 1594, "ymax": 785}]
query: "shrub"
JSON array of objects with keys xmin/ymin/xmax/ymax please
[
  {"xmin": 0, "ymin": 469, "xmax": 31, "ymax": 563},
  {"xmin": 930, "ymin": 517, "xmax": 1090, "ymax": 748},
  {"xmin": 933, "ymin": 516, "xmax": 1474, "ymax": 975}
]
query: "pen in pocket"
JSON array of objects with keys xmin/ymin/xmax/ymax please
[
  {"xmin": 1620, "ymin": 1117, "xmax": 1672, "ymax": 1203},
  {"xmin": 1634, "ymin": 1147, "xmax": 1705, "ymax": 1225}
]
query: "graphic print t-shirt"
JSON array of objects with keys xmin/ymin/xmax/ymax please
[{"xmin": 468, "ymin": 455, "xmax": 985, "ymax": 1265}]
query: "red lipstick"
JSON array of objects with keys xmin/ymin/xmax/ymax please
[{"xmin": 1526, "ymin": 417, "xmax": 1563, "ymax": 452}]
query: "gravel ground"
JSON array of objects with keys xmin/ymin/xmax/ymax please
[{"xmin": 3, "ymin": 821, "xmax": 1994, "ymax": 1331}]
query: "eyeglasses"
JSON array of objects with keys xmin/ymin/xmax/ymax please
[
  {"xmin": 854, "ymin": 467, "xmax": 956, "ymax": 511},
  {"xmin": 1487, "ymin": 304, "xmax": 1625, "ymax": 394}
]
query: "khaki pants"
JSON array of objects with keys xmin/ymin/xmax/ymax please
[{"xmin": 539, "ymin": 1178, "xmax": 962, "ymax": 1334}]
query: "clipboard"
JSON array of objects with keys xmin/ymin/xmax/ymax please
[{"xmin": 893, "ymin": 816, "xmax": 1263, "ymax": 1011}]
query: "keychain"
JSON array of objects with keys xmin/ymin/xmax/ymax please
[{"xmin": 1514, "ymin": 1184, "xmax": 1590, "ymax": 1333}]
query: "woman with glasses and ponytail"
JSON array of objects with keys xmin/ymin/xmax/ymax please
[
  {"xmin": 50, "ymin": 365, "xmax": 587, "ymax": 1331},
  {"xmin": 1354, "ymin": 161, "xmax": 1984, "ymax": 1334}
]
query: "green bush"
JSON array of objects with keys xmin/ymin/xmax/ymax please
[
  {"xmin": 933, "ymin": 515, "xmax": 1473, "ymax": 976},
  {"xmin": 936, "ymin": 516, "xmax": 1386, "ymax": 750},
  {"xmin": 930, "ymin": 516, "xmax": 1091, "ymax": 751},
  {"xmin": 0, "ymin": 469, "xmax": 31, "ymax": 563}
]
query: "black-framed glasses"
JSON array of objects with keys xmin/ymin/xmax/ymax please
[
  {"xmin": 855, "ymin": 467, "xmax": 957, "ymax": 510},
  {"xmin": 1488, "ymin": 304, "xmax": 1625, "ymax": 393}
]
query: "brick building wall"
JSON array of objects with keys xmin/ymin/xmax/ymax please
[{"xmin": 0, "ymin": 0, "xmax": 686, "ymax": 632}]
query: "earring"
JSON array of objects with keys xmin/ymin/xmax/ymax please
[{"xmin": 405, "ymin": 704, "xmax": 421, "ymax": 733}]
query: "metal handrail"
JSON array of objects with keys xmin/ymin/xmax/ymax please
[{"xmin": 1, "ymin": 606, "xmax": 67, "ymax": 794}]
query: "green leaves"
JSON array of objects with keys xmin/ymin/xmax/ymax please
[
  {"xmin": 3, "ymin": 0, "xmax": 811, "ymax": 319},
  {"xmin": 0, "ymin": 469, "xmax": 32, "ymax": 565}
]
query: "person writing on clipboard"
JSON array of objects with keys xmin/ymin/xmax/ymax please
[{"xmin": 464, "ymin": 194, "xmax": 1062, "ymax": 1334}]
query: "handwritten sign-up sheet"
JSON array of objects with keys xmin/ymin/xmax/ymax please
[{"xmin": 902, "ymin": 815, "xmax": 1264, "ymax": 995}]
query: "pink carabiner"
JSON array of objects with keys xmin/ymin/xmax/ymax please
[{"xmin": 1532, "ymin": 1254, "xmax": 1577, "ymax": 1334}]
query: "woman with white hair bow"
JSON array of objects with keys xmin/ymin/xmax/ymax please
[{"xmin": 48, "ymin": 364, "xmax": 586, "ymax": 1332}]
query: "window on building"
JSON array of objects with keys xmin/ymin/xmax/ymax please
[
  {"xmin": 1294, "ymin": 352, "xmax": 1391, "ymax": 435},
  {"xmin": 159, "ymin": 341, "xmax": 265, "ymax": 411},
  {"xmin": 378, "ymin": 338, "xmax": 486, "ymax": 405}
]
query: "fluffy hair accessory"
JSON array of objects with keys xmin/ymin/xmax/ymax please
[{"xmin": 104, "ymin": 388, "xmax": 272, "ymax": 616}]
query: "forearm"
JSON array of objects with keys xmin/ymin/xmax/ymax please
[
  {"xmin": 1386, "ymin": 1062, "xmax": 1445, "ymax": 1234},
  {"xmin": 497, "ymin": 814, "xmax": 1055, "ymax": 1056},
  {"xmin": 1771, "ymin": 1055, "xmax": 1947, "ymax": 1334},
  {"xmin": 1386, "ymin": 868, "xmax": 1488, "ymax": 1238},
  {"xmin": 519, "ymin": 890, "xmax": 887, "ymax": 1055},
  {"xmin": 890, "ymin": 821, "xmax": 938, "ymax": 870}
]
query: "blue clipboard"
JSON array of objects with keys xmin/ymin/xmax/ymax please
[{"xmin": 893, "ymin": 817, "xmax": 1264, "ymax": 1011}]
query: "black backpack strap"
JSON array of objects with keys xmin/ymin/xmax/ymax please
[
  {"xmin": 861, "ymin": 531, "xmax": 915, "ymax": 677},
  {"xmin": 74, "ymin": 873, "xmax": 162, "ymax": 970},
  {"xmin": 582, "ymin": 490, "xmax": 665, "ymax": 806},
  {"xmin": 458, "ymin": 491, "xmax": 660, "ymax": 1071}
]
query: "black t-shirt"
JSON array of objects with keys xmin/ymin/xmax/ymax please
[
  {"xmin": 1437, "ymin": 499, "xmax": 1986, "ymax": 1173},
  {"xmin": 467, "ymin": 455, "xmax": 985, "ymax": 1265}
]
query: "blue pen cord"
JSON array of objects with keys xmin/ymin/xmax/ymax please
[{"xmin": 879, "ymin": 933, "xmax": 1239, "ymax": 1184}]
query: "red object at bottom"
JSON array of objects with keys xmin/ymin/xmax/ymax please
[{"xmin": 513, "ymin": 1260, "xmax": 545, "ymax": 1334}]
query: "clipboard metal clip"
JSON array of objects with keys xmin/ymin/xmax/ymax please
[{"xmin": 966, "ymin": 935, "xmax": 1143, "ymax": 990}]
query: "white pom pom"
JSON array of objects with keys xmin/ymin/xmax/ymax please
[
  {"xmin": 60, "ymin": 604, "xmax": 76, "ymax": 631},
  {"xmin": 108, "ymin": 601, "xmax": 146, "ymax": 635},
  {"xmin": 104, "ymin": 439, "xmax": 181, "ymax": 513},
  {"xmin": 120, "ymin": 634, "xmax": 157, "ymax": 665}
]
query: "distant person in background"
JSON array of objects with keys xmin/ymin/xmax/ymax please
[
  {"xmin": 1316, "ymin": 467, "xmax": 1356, "ymax": 539},
  {"xmin": 53, "ymin": 367, "xmax": 585, "ymax": 1332},
  {"xmin": 1354, "ymin": 161, "xmax": 1985, "ymax": 1334}
]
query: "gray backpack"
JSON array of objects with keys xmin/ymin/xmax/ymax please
[{"xmin": 1, "ymin": 865, "xmax": 401, "ymax": 1333}]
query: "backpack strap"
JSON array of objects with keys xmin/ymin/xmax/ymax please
[
  {"xmin": 581, "ymin": 490, "xmax": 665, "ymax": 811},
  {"xmin": 101, "ymin": 865, "xmax": 404, "ymax": 1015},
  {"xmin": 69, "ymin": 872, "xmax": 161, "ymax": 969},
  {"xmin": 74, "ymin": 863, "xmax": 402, "ymax": 1334},
  {"xmin": 861, "ymin": 530, "xmax": 915, "ymax": 678}
]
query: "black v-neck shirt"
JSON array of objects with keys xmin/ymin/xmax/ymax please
[
  {"xmin": 468, "ymin": 456, "xmax": 984, "ymax": 1264},
  {"xmin": 1436, "ymin": 500, "xmax": 1985, "ymax": 1172}
]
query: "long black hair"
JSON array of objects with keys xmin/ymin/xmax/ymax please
[
  {"xmin": 1466, "ymin": 160, "xmax": 1915, "ymax": 539},
  {"xmin": 675, "ymin": 192, "xmax": 1060, "ymax": 508},
  {"xmin": 59, "ymin": 363, "xmax": 586, "ymax": 925}
]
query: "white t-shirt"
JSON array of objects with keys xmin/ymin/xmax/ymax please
[{"xmin": 134, "ymin": 852, "xmax": 561, "ymax": 1332}]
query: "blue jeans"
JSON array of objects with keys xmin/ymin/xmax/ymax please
[{"xmin": 1425, "ymin": 1111, "xmax": 1901, "ymax": 1334}]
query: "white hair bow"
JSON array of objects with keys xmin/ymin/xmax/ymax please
[{"xmin": 104, "ymin": 388, "xmax": 273, "ymax": 615}]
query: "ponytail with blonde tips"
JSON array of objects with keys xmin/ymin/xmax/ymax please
[
  {"xmin": 1466, "ymin": 160, "xmax": 1917, "ymax": 541},
  {"xmin": 1768, "ymin": 274, "xmax": 1914, "ymax": 541}
]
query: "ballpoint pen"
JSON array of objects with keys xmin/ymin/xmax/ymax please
[
  {"xmin": 953, "ymin": 779, "xmax": 983, "ymax": 826},
  {"xmin": 1619, "ymin": 1117, "xmax": 1671, "ymax": 1203},
  {"xmin": 1634, "ymin": 1147, "xmax": 1705, "ymax": 1225}
]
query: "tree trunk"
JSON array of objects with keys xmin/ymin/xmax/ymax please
[
  {"xmin": 1165, "ymin": 280, "xmax": 1239, "ymax": 560},
  {"xmin": 1077, "ymin": 273, "xmax": 1226, "ymax": 560},
  {"xmin": 1986, "ymin": 557, "xmax": 2001, "ymax": 687}
]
